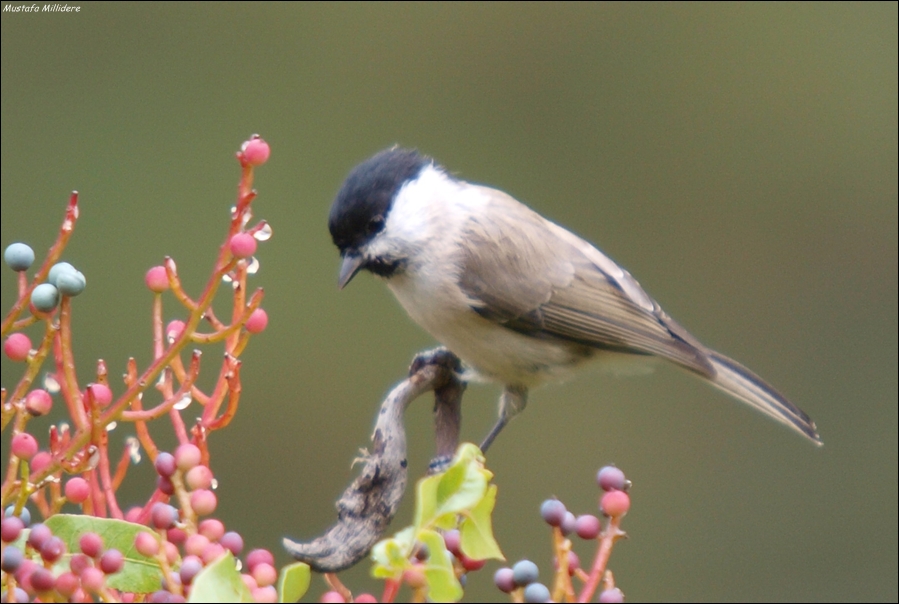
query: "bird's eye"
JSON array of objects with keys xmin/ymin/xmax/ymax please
[{"xmin": 367, "ymin": 216, "xmax": 384, "ymax": 234}]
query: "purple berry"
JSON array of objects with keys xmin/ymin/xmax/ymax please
[
  {"xmin": 443, "ymin": 529, "xmax": 461, "ymax": 555},
  {"xmin": 494, "ymin": 567, "xmax": 516, "ymax": 593},
  {"xmin": 597, "ymin": 466, "xmax": 628, "ymax": 492},
  {"xmin": 1, "ymin": 546, "xmax": 24, "ymax": 573},
  {"xmin": 220, "ymin": 531, "xmax": 244, "ymax": 556},
  {"xmin": 27, "ymin": 523, "xmax": 52, "ymax": 550},
  {"xmin": 575, "ymin": 514, "xmax": 602, "ymax": 540},
  {"xmin": 154, "ymin": 452, "xmax": 176, "ymax": 477},
  {"xmin": 30, "ymin": 566, "xmax": 55, "ymax": 592},
  {"xmin": 540, "ymin": 498, "xmax": 567, "ymax": 527},
  {"xmin": 179, "ymin": 555, "xmax": 203, "ymax": 584},
  {"xmin": 150, "ymin": 503, "xmax": 178, "ymax": 530},
  {"xmin": 560, "ymin": 510, "xmax": 577, "ymax": 535},
  {"xmin": 99, "ymin": 548, "xmax": 124, "ymax": 574}
]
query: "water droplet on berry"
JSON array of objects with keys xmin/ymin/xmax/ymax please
[
  {"xmin": 126, "ymin": 437, "xmax": 141, "ymax": 464},
  {"xmin": 43, "ymin": 373, "xmax": 61, "ymax": 393},
  {"xmin": 254, "ymin": 223, "xmax": 272, "ymax": 241},
  {"xmin": 246, "ymin": 257, "xmax": 260, "ymax": 275}
]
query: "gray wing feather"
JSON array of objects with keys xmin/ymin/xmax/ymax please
[{"xmin": 457, "ymin": 187, "xmax": 714, "ymax": 377}]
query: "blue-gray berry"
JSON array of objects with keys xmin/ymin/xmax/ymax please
[
  {"xmin": 524, "ymin": 582, "xmax": 551, "ymax": 603},
  {"xmin": 48, "ymin": 262, "xmax": 76, "ymax": 287},
  {"xmin": 31, "ymin": 283, "xmax": 59, "ymax": 312},
  {"xmin": 512, "ymin": 559, "xmax": 539, "ymax": 586},
  {"xmin": 56, "ymin": 270, "xmax": 86, "ymax": 297},
  {"xmin": 4, "ymin": 243, "xmax": 35, "ymax": 272}
]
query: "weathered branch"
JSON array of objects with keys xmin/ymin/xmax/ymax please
[{"xmin": 283, "ymin": 349, "xmax": 465, "ymax": 572}]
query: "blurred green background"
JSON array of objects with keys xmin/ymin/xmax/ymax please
[{"xmin": 2, "ymin": 3, "xmax": 896, "ymax": 602}]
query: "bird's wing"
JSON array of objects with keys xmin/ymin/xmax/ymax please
[{"xmin": 457, "ymin": 186, "xmax": 715, "ymax": 377}]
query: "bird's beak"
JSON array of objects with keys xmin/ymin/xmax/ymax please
[{"xmin": 337, "ymin": 253, "xmax": 366, "ymax": 289}]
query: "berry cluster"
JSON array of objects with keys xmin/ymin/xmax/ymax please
[
  {"xmin": 493, "ymin": 465, "xmax": 631, "ymax": 603},
  {"xmin": 0, "ymin": 136, "xmax": 300, "ymax": 603}
]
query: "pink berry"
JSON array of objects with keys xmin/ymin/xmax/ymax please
[
  {"xmin": 135, "ymin": 531, "xmax": 159, "ymax": 557},
  {"xmin": 166, "ymin": 527, "xmax": 187, "ymax": 545},
  {"xmin": 55, "ymin": 571, "xmax": 79, "ymax": 597},
  {"xmin": 174, "ymin": 443, "xmax": 202, "ymax": 471},
  {"xmin": 599, "ymin": 587, "xmax": 625, "ymax": 603},
  {"xmin": 241, "ymin": 136, "xmax": 270, "ymax": 167},
  {"xmin": 1, "ymin": 517, "xmax": 25, "ymax": 543},
  {"xmin": 443, "ymin": 529, "xmax": 461, "ymax": 556},
  {"xmin": 81, "ymin": 566, "xmax": 106, "ymax": 593},
  {"xmin": 40, "ymin": 536, "xmax": 66, "ymax": 563},
  {"xmin": 200, "ymin": 542, "xmax": 225, "ymax": 565},
  {"xmin": 25, "ymin": 389, "xmax": 52, "ymax": 416},
  {"xmin": 190, "ymin": 489, "xmax": 217, "ymax": 517},
  {"xmin": 11, "ymin": 433, "xmax": 38, "ymax": 461},
  {"xmin": 575, "ymin": 514, "xmax": 602, "ymax": 540},
  {"xmin": 245, "ymin": 549, "xmax": 274, "ymax": 573},
  {"xmin": 252, "ymin": 585, "xmax": 278, "ymax": 603},
  {"xmin": 65, "ymin": 477, "xmax": 90, "ymax": 504},
  {"xmin": 99, "ymin": 548, "xmax": 124, "ymax": 574},
  {"xmin": 241, "ymin": 573, "xmax": 258, "ymax": 591},
  {"xmin": 245, "ymin": 308, "xmax": 268, "ymax": 333},
  {"xmin": 198, "ymin": 518, "xmax": 225, "ymax": 541},
  {"xmin": 185, "ymin": 534, "xmax": 210, "ymax": 557},
  {"xmin": 145, "ymin": 266, "xmax": 169, "ymax": 293},
  {"xmin": 30, "ymin": 451, "xmax": 52, "ymax": 474},
  {"xmin": 30, "ymin": 566, "xmax": 55, "ymax": 592},
  {"xmin": 79, "ymin": 532, "xmax": 104, "ymax": 557},
  {"xmin": 252, "ymin": 562, "xmax": 278, "ymax": 587},
  {"xmin": 600, "ymin": 490, "xmax": 631, "ymax": 518},
  {"xmin": 4, "ymin": 333, "xmax": 31, "ymax": 361},
  {"xmin": 166, "ymin": 319, "xmax": 186, "ymax": 342},
  {"xmin": 229, "ymin": 233, "xmax": 257, "ymax": 259},
  {"xmin": 69, "ymin": 553, "xmax": 92, "ymax": 575},
  {"xmin": 124, "ymin": 507, "xmax": 142, "ymax": 523},
  {"xmin": 319, "ymin": 591, "xmax": 346, "ymax": 603},
  {"xmin": 27, "ymin": 523, "xmax": 52, "ymax": 550},
  {"xmin": 88, "ymin": 383, "xmax": 113, "ymax": 407},
  {"xmin": 185, "ymin": 464, "xmax": 214, "ymax": 490},
  {"xmin": 353, "ymin": 594, "xmax": 378, "ymax": 604}
]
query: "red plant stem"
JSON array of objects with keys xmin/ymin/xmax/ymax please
[
  {"xmin": 111, "ymin": 445, "xmax": 132, "ymax": 491},
  {"xmin": 152, "ymin": 293, "xmax": 164, "ymax": 360},
  {"xmin": 1, "ymin": 192, "xmax": 79, "ymax": 336},
  {"xmin": 382, "ymin": 578, "xmax": 401, "ymax": 604},
  {"xmin": 577, "ymin": 516, "xmax": 625, "ymax": 603},
  {"xmin": 205, "ymin": 361, "xmax": 242, "ymax": 431},
  {"xmin": 57, "ymin": 297, "xmax": 88, "ymax": 430}
]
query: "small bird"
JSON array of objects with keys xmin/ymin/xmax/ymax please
[{"xmin": 328, "ymin": 147, "xmax": 821, "ymax": 450}]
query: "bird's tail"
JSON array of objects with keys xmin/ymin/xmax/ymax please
[{"xmin": 706, "ymin": 350, "xmax": 822, "ymax": 445}]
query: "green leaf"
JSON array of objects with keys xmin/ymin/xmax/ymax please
[
  {"xmin": 44, "ymin": 514, "xmax": 162, "ymax": 593},
  {"xmin": 277, "ymin": 562, "xmax": 310, "ymax": 603},
  {"xmin": 414, "ymin": 444, "xmax": 490, "ymax": 531},
  {"xmin": 188, "ymin": 551, "xmax": 253, "ymax": 603},
  {"xmin": 459, "ymin": 484, "xmax": 504, "ymax": 561},
  {"xmin": 418, "ymin": 529, "xmax": 463, "ymax": 603},
  {"xmin": 371, "ymin": 527, "xmax": 415, "ymax": 579}
]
